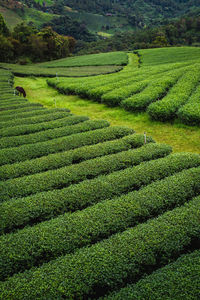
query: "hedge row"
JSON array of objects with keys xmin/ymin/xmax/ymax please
[
  {"xmin": 1, "ymin": 165, "xmax": 200, "ymax": 280},
  {"xmin": 0, "ymin": 110, "xmax": 71, "ymax": 129},
  {"xmin": 177, "ymin": 84, "xmax": 200, "ymax": 125},
  {"xmin": 0, "ymin": 114, "xmax": 77, "ymax": 137},
  {"xmin": 50, "ymin": 65, "xmax": 170, "ymax": 102},
  {"xmin": 147, "ymin": 64, "xmax": 200, "ymax": 121},
  {"xmin": 0, "ymin": 134, "xmax": 153, "ymax": 180},
  {"xmin": 51, "ymin": 73, "xmax": 136, "ymax": 100},
  {"xmin": 1, "ymin": 194, "xmax": 200, "ymax": 299},
  {"xmin": 0, "ymin": 125, "xmax": 135, "ymax": 165},
  {"xmin": 85, "ymin": 76, "xmax": 138, "ymax": 101},
  {"xmin": 0, "ymin": 102, "xmax": 43, "ymax": 111},
  {"xmin": 0, "ymin": 116, "xmax": 95, "ymax": 149},
  {"xmin": 104, "ymin": 250, "xmax": 200, "ymax": 300},
  {"xmin": 121, "ymin": 72, "xmax": 182, "ymax": 112},
  {"xmin": 3, "ymin": 152, "xmax": 200, "ymax": 234},
  {"xmin": 0, "ymin": 98, "xmax": 27, "ymax": 105},
  {"xmin": 0, "ymin": 143, "xmax": 169, "ymax": 201},
  {"xmin": 101, "ymin": 80, "xmax": 148, "ymax": 106},
  {"xmin": 0, "ymin": 106, "xmax": 45, "ymax": 120},
  {"xmin": 70, "ymin": 66, "xmax": 179, "ymax": 102},
  {"xmin": 0, "ymin": 99, "xmax": 27, "ymax": 107},
  {"xmin": 0, "ymin": 103, "xmax": 42, "ymax": 116}
]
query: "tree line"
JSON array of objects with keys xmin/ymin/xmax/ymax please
[
  {"xmin": 75, "ymin": 14, "xmax": 200, "ymax": 55},
  {"xmin": 0, "ymin": 14, "xmax": 76, "ymax": 63}
]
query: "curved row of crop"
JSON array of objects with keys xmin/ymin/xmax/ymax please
[
  {"xmin": 1, "ymin": 195, "xmax": 200, "ymax": 299},
  {"xmin": 0, "ymin": 143, "xmax": 169, "ymax": 201},
  {"xmin": 0, "ymin": 134, "xmax": 152, "ymax": 181},
  {"xmin": 4, "ymin": 152, "xmax": 200, "ymax": 235},
  {"xmin": 1, "ymin": 165, "xmax": 200, "ymax": 280}
]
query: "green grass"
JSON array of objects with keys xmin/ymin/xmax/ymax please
[
  {"xmin": 38, "ymin": 52, "xmax": 128, "ymax": 67},
  {"xmin": 15, "ymin": 76, "xmax": 200, "ymax": 154}
]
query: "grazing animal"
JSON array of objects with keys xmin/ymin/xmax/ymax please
[{"xmin": 15, "ymin": 86, "xmax": 26, "ymax": 98}]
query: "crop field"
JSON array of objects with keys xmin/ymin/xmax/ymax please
[
  {"xmin": 38, "ymin": 51, "xmax": 128, "ymax": 67},
  {"xmin": 47, "ymin": 47, "xmax": 200, "ymax": 126},
  {"xmin": 0, "ymin": 52, "xmax": 127, "ymax": 78},
  {"xmin": 1, "ymin": 68, "xmax": 200, "ymax": 299}
]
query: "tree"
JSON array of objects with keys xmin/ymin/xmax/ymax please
[
  {"xmin": 0, "ymin": 14, "xmax": 9, "ymax": 36},
  {"xmin": 0, "ymin": 34, "xmax": 13, "ymax": 62}
]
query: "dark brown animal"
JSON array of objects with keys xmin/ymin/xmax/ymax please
[{"xmin": 15, "ymin": 86, "xmax": 26, "ymax": 98}]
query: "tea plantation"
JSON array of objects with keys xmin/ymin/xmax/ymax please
[
  {"xmin": 0, "ymin": 67, "xmax": 200, "ymax": 299},
  {"xmin": 47, "ymin": 47, "xmax": 200, "ymax": 126}
]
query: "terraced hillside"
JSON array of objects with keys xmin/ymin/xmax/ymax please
[
  {"xmin": 0, "ymin": 52, "xmax": 126, "ymax": 78},
  {"xmin": 47, "ymin": 47, "xmax": 200, "ymax": 126},
  {"xmin": 0, "ymin": 68, "xmax": 200, "ymax": 299}
]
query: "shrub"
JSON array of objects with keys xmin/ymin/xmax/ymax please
[
  {"xmin": 148, "ymin": 65, "xmax": 200, "ymax": 121},
  {"xmin": 0, "ymin": 108, "xmax": 69, "ymax": 125},
  {"xmin": 0, "ymin": 134, "xmax": 153, "ymax": 180},
  {"xmin": 1, "ymin": 195, "xmax": 200, "ymax": 298},
  {"xmin": 0, "ymin": 143, "xmax": 169, "ymax": 201},
  {"xmin": 103, "ymin": 250, "xmax": 200, "ymax": 300},
  {"xmin": 0, "ymin": 117, "xmax": 95, "ymax": 148},
  {"xmin": 0, "ymin": 125, "xmax": 134, "ymax": 165},
  {"xmin": 3, "ymin": 152, "xmax": 200, "ymax": 234},
  {"xmin": 1, "ymin": 166, "xmax": 200, "ymax": 280}
]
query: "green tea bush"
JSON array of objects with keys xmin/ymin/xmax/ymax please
[
  {"xmin": 0, "ymin": 102, "xmax": 42, "ymax": 111},
  {"xmin": 148, "ymin": 65, "xmax": 200, "ymax": 121},
  {"xmin": 0, "ymin": 114, "xmax": 78, "ymax": 137},
  {"xmin": 1, "ymin": 166, "xmax": 200, "ymax": 280},
  {"xmin": 0, "ymin": 125, "xmax": 135, "ymax": 165},
  {"xmin": 0, "ymin": 107, "xmax": 45, "ymax": 120},
  {"xmin": 101, "ymin": 81, "xmax": 148, "ymax": 106},
  {"xmin": 0, "ymin": 134, "xmax": 152, "ymax": 180},
  {"xmin": 3, "ymin": 152, "xmax": 200, "ymax": 234},
  {"xmin": 0, "ymin": 110, "xmax": 71, "ymax": 128},
  {"xmin": 0, "ymin": 117, "xmax": 98, "ymax": 148},
  {"xmin": 177, "ymin": 84, "xmax": 200, "ymax": 125},
  {"xmin": 121, "ymin": 74, "xmax": 181, "ymax": 112},
  {"xmin": 1, "ymin": 195, "xmax": 200, "ymax": 299},
  {"xmin": 0, "ymin": 143, "xmax": 168, "ymax": 201},
  {"xmin": 103, "ymin": 250, "xmax": 200, "ymax": 300}
]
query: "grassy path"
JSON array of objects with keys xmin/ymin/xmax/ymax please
[{"xmin": 15, "ymin": 76, "xmax": 200, "ymax": 154}]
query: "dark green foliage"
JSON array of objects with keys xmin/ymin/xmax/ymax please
[
  {"xmin": 1, "ymin": 195, "xmax": 200, "ymax": 298},
  {"xmin": 0, "ymin": 102, "xmax": 42, "ymax": 112},
  {"xmin": 0, "ymin": 125, "xmax": 134, "ymax": 165},
  {"xmin": 0, "ymin": 117, "xmax": 98, "ymax": 148},
  {"xmin": 147, "ymin": 65, "xmax": 200, "ymax": 121},
  {"xmin": 103, "ymin": 250, "xmax": 200, "ymax": 299},
  {"xmin": 44, "ymin": 15, "xmax": 96, "ymax": 42},
  {"xmin": 0, "ymin": 108, "xmax": 69, "ymax": 124},
  {"xmin": 0, "ymin": 134, "xmax": 153, "ymax": 180},
  {"xmin": 1, "ymin": 165, "xmax": 200, "ymax": 280},
  {"xmin": 0, "ymin": 114, "xmax": 80, "ymax": 137},
  {"xmin": 0, "ymin": 143, "xmax": 169, "ymax": 201},
  {"xmin": 4, "ymin": 152, "xmax": 200, "ymax": 234}
]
